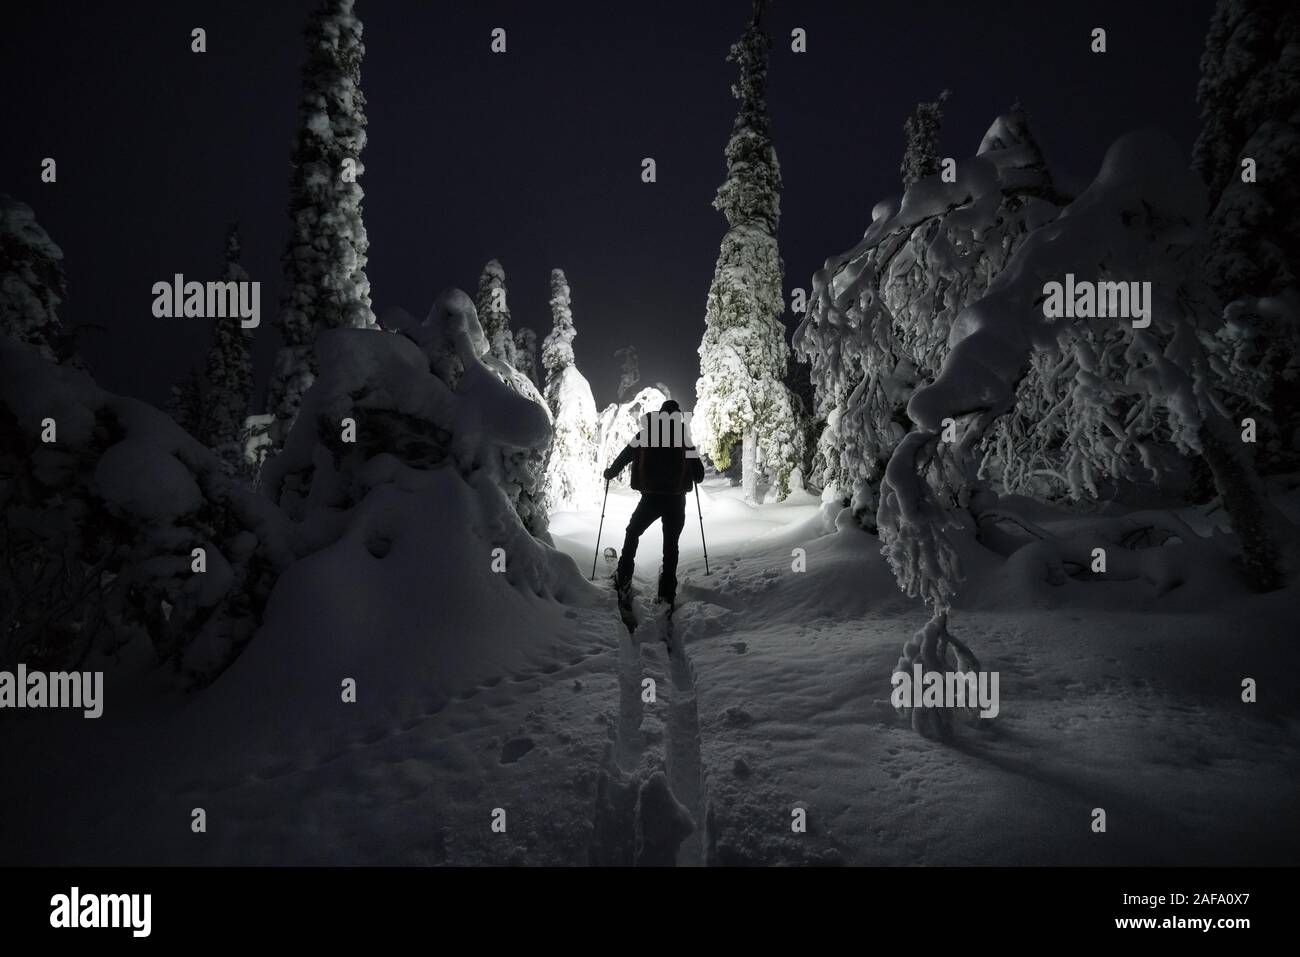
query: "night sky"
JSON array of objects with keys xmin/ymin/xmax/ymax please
[{"xmin": 2, "ymin": 0, "xmax": 1214, "ymax": 411}]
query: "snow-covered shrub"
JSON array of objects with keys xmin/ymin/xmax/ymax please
[
  {"xmin": 0, "ymin": 337, "xmax": 293, "ymax": 684},
  {"xmin": 795, "ymin": 106, "xmax": 1067, "ymax": 527}
]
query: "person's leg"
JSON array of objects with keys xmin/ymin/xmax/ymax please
[
  {"xmin": 616, "ymin": 496, "xmax": 659, "ymax": 590},
  {"xmin": 658, "ymin": 495, "xmax": 687, "ymax": 603}
]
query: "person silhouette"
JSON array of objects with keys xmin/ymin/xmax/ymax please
[{"xmin": 602, "ymin": 400, "xmax": 705, "ymax": 605}]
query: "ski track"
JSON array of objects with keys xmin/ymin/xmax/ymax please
[
  {"xmin": 583, "ymin": 581, "xmax": 715, "ymax": 866},
  {"xmin": 662, "ymin": 605, "xmax": 707, "ymax": 866},
  {"xmin": 168, "ymin": 551, "xmax": 767, "ymax": 865}
]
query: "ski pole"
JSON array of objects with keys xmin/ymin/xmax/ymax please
[
  {"xmin": 591, "ymin": 478, "xmax": 610, "ymax": 581},
  {"xmin": 695, "ymin": 482, "xmax": 710, "ymax": 576}
]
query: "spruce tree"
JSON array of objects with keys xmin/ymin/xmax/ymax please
[
  {"xmin": 614, "ymin": 346, "xmax": 640, "ymax": 400},
  {"xmin": 513, "ymin": 327, "xmax": 539, "ymax": 386},
  {"xmin": 542, "ymin": 268, "xmax": 577, "ymax": 381},
  {"xmin": 693, "ymin": 0, "xmax": 802, "ymax": 501},
  {"xmin": 266, "ymin": 0, "xmax": 375, "ymax": 448},
  {"xmin": 0, "ymin": 195, "xmax": 75, "ymax": 364},
  {"xmin": 475, "ymin": 259, "xmax": 518, "ymax": 367},
  {"xmin": 199, "ymin": 224, "xmax": 255, "ymax": 478},
  {"xmin": 168, "ymin": 365, "xmax": 205, "ymax": 436},
  {"xmin": 540, "ymin": 269, "xmax": 599, "ymax": 510},
  {"xmin": 900, "ymin": 89, "xmax": 952, "ymax": 188},
  {"xmin": 1193, "ymin": 0, "xmax": 1300, "ymax": 470}
]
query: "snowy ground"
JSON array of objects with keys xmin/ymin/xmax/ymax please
[
  {"xmin": 553, "ymin": 477, "xmax": 1300, "ymax": 865},
  {"xmin": 3, "ymin": 475, "xmax": 1298, "ymax": 865}
]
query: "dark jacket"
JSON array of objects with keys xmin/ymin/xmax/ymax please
[{"xmin": 609, "ymin": 416, "xmax": 705, "ymax": 495}]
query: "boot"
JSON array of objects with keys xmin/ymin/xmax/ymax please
[
  {"xmin": 656, "ymin": 569, "xmax": 676, "ymax": 606},
  {"xmin": 614, "ymin": 562, "xmax": 633, "ymax": 600}
]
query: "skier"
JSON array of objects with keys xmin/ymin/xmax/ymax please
[{"xmin": 603, "ymin": 399, "xmax": 705, "ymax": 605}]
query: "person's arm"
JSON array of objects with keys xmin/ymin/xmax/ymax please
[
  {"xmin": 603, "ymin": 444, "xmax": 636, "ymax": 480},
  {"xmin": 687, "ymin": 448, "xmax": 705, "ymax": 484}
]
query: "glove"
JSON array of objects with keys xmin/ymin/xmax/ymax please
[{"xmin": 602, "ymin": 466, "xmax": 616, "ymax": 481}]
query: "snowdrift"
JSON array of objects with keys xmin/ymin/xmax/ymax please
[{"xmin": 226, "ymin": 287, "xmax": 599, "ymax": 752}]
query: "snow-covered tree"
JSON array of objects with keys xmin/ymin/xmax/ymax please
[
  {"xmin": 0, "ymin": 335, "xmax": 293, "ymax": 684},
  {"xmin": 877, "ymin": 132, "xmax": 1293, "ymax": 735},
  {"xmin": 389, "ymin": 284, "xmax": 549, "ymax": 538},
  {"xmin": 265, "ymin": 0, "xmax": 375, "ymax": 451},
  {"xmin": 198, "ymin": 224, "xmax": 255, "ymax": 479},
  {"xmin": 168, "ymin": 365, "xmax": 205, "ymax": 436},
  {"xmin": 693, "ymin": 0, "xmax": 802, "ymax": 501},
  {"xmin": 900, "ymin": 89, "xmax": 952, "ymax": 188},
  {"xmin": 596, "ymin": 386, "xmax": 671, "ymax": 487},
  {"xmin": 1193, "ymin": 0, "xmax": 1300, "ymax": 471},
  {"xmin": 475, "ymin": 259, "xmax": 518, "ymax": 367},
  {"xmin": 541, "ymin": 363, "xmax": 598, "ymax": 511},
  {"xmin": 542, "ymin": 268, "xmax": 576, "ymax": 379},
  {"xmin": 0, "ymin": 195, "xmax": 76, "ymax": 364},
  {"xmin": 785, "ymin": 352, "xmax": 818, "ymax": 489},
  {"xmin": 273, "ymin": 288, "xmax": 555, "ymax": 545},
  {"xmin": 540, "ymin": 269, "xmax": 599, "ymax": 509},
  {"xmin": 165, "ymin": 225, "xmax": 256, "ymax": 479},
  {"xmin": 615, "ymin": 346, "xmax": 640, "ymax": 400},
  {"xmin": 795, "ymin": 105, "xmax": 1068, "ymax": 527},
  {"xmin": 514, "ymin": 327, "xmax": 540, "ymax": 386}
]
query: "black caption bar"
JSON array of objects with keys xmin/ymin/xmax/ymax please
[{"xmin": 3, "ymin": 866, "xmax": 1289, "ymax": 943}]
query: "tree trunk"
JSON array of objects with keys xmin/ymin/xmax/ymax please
[
  {"xmin": 742, "ymin": 430, "xmax": 758, "ymax": 503},
  {"xmin": 1198, "ymin": 415, "xmax": 1292, "ymax": 591}
]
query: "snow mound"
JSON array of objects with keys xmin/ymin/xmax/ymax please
[{"xmin": 235, "ymin": 286, "xmax": 598, "ymax": 753}]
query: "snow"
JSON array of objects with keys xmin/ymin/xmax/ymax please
[
  {"xmin": 92, "ymin": 438, "xmax": 203, "ymax": 522},
  {"xmin": 265, "ymin": 0, "xmax": 375, "ymax": 447},
  {"xmin": 542, "ymin": 364, "xmax": 600, "ymax": 511},
  {"xmin": 796, "ymin": 105, "xmax": 1069, "ymax": 528},
  {"xmin": 595, "ymin": 385, "xmax": 669, "ymax": 485},
  {"xmin": 0, "ymin": 336, "xmax": 293, "ymax": 685},
  {"xmin": 694, "ymin": 4, "xmax": 803, "ymax": 500},
  {"xmin": 8, "ymin": 468, "xmax": 1297, "ymax": 866},
  {"xmin": 879, "ymin": 130, "xmax": 1225, "ymax": 615}
]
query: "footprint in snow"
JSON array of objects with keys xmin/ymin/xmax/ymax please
[{"xmin": 499, "ymin": 737, "xmax": 535, "ymax": 764}]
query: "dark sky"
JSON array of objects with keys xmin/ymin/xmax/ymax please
[{"xmin": 2, "ymin": 0, "xmax": 1214, "ymax": 411}]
